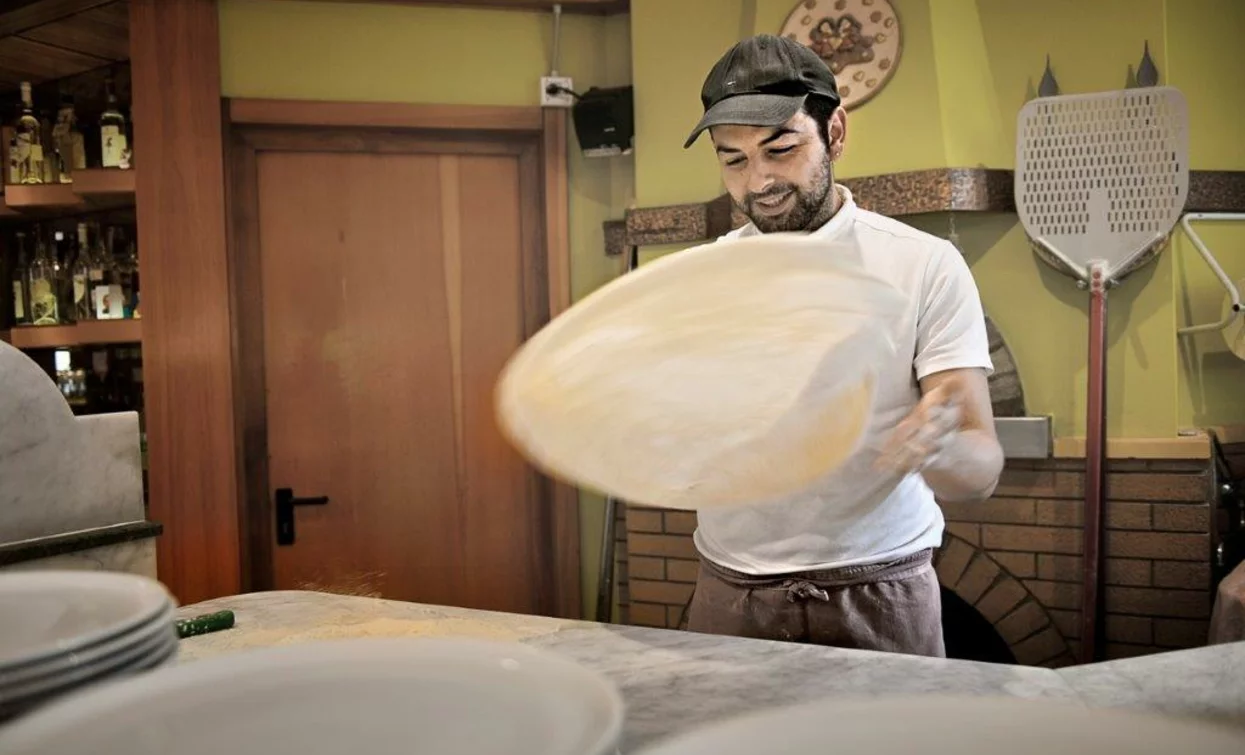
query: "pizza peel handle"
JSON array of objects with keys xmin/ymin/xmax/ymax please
[{"xmin": 1015, "ymin": 86, "xmax": 1190, "ymax": 664}]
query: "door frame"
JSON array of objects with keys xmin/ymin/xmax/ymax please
[{"xmin": 224, "ymin": 98, "xmax": 580, "ymax": 619}]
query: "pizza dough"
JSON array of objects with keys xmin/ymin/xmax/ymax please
[{"xmin": 495, "ymin": 233, "xmax": 908, "ymax": 510}]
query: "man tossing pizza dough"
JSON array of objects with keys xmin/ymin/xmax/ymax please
[{"xmin": 680, "ymin": 34, "xmax": 1005, "ymax": 657}]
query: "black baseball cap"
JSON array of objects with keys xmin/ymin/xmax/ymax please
[{"xmin": 684, "ymin": 34, "xmax": 840, "ymax": 149}]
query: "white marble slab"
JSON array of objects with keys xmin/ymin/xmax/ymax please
[
  {"xmin": 0, "ymin": 343, "xmax": 144, "ymax": 542},
  {"xmin": 1056, "ymin": 642, "xmax": 1245, "ymax": 725}
]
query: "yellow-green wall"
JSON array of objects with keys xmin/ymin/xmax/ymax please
[
  {"xmin": 631, "ymin": 0, "xmax": 1245, "ymax": 439},
  {"xmin": 1167, "ymin": 0, "xmax": 1245, "ymax": 429},
  {"xmin": 218, "ymin": 0, "xmax": 1243, "ymax": 618},
  {"xmin": 218, "ymin": 0, "xmax": 635, "ymax": 617}
]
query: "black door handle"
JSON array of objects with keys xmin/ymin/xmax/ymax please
[{"xmin": 275, "ymin": 487, "xmax": 330, "ymax": 546}]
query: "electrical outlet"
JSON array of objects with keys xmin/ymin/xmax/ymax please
[{"xmin": 541, "ymin": 76, "xmax": 575, "ymax": 108}]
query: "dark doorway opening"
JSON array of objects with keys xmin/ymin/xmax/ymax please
[{"xmin": 941, "ymin": 585, "xmax": 1017, "ymax": 664}]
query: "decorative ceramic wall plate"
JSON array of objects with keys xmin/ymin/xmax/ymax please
[{"xmin": 780, "ymin": 0, "xmax": 902, "ymax": 110}]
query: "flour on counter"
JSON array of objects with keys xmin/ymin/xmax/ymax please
[{"xmin": 177, "ymin": 616, "xmax": 561, "ymax": 662}]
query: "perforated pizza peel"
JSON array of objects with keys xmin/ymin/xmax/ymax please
[{"xmin": 1015, "ymin": 86, "xmax": 1190, "ymax": 663}]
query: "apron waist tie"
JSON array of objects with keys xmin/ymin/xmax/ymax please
[{"xmin": 784, "ymin": 580, "xmax": 831, "ymax": 603}]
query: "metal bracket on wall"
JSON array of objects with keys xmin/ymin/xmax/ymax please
[{"xmin": 1175, "ymin": 213, "xmax": 1244, "ymax": 337}]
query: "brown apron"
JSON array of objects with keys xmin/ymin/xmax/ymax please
[{"xmin": 685, "ymin": 548, "xmax": 945, "ymax": 658}]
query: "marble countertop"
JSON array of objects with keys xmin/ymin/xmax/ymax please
[{"xmin": 177, "ymin": 591, "xmax": 1245, "ymax": 753}]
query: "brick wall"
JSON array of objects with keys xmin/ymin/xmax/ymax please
[
  {"xmin": 940, "ymin": 457, "xmax": 1214, "ymax": 664},
  {"xmin": 625, "ymin": 506, "xmax": 700, "ymax": 630},
  {"xmin": 613, "ymin": 502, "xmax": 630, "ymax": 623},
  {"xmin": 621, "ymin": 455, "xmax": 1218, "ymax": 667}
]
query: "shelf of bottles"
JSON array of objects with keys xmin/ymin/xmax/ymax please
[
  {"xmin": 3, "ymin": 67, "xmax": 143, "ymax": 430},
  {"xmin": 3, "ymin": 71, "xmax": 134, "ymax": 219},
  {"xmin": 7, "ymin": 220, "xmax": 141, "ymax": 337}
]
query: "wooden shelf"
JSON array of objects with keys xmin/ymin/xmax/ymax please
[
  {"xmin": 70, "ymin": 169, "xmax": 137, "ymax": 200},
  {"xmin": 6, "ymin": 319, "xmax": 142, "ymax": 349},
  {"xmin": 3, "ymin": 182, "xmax": 84, "ymax": 211},
  {"xmin": 0, "ymin": 169, "xmax": 136, "ymax": 221}
]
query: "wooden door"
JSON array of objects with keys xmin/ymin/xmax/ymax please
[{"xmin": 231, "ymin": 128, "xmax": 556, "ymax": 616}]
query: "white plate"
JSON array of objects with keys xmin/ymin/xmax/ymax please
[
  {"xmin": 0, "ymin": 629, "xmax": 177, "ymax": 723},
  {"xmin": 0, "ymin": 571, "xmax": 173, "ymax": 669},
  {"xmin": 0, "ymin": 635, "xmax": 177, "ymax": 724},
  {"xmin": 633, "ymin": 696, "xmax": 1245, "ymax": 755},
  {"xmin": 0, "ymin": 638, "xmax": 623, "ymax": 755},
  {"xmin": 1, "ymin": 620, "xmax": 178, "ymax": 704},
  {"xmin": 0, "ymin": 603, "xmax": 175, "ymax": 687},
  {"xmin": 496, "ymin": 232, "xmax": 907, "ymax": 510}
]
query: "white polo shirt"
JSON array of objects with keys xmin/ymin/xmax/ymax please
[{"xmin": 693, "ymin": 185, "xmax": 993, "ymax": 574}]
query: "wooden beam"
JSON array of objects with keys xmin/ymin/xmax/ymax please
[
  {"xmin": 542, "ymin": 109, "xmax": 571, "ymax": 316},
  {"xmin": 0, "ymin": 0, "xmax": 116, "ymax": 37},
  {"xmin": 541, "ymin": 107, "xmax": 581, "ymax": 619},
  {"xmin": 229, "ymin": 98, "xmax": 544, "ymax": 133},
  {"xmin": 130, "ymin": 0, "xmax": 241, "ymax": 605},
  {"xmin": 266, "ymin": 0, "xmax": 628, "ymax": 14}
]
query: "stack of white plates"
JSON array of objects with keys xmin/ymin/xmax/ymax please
[
  {"xmin": 0, "ymin": 570, "xmax": 178, "ymax": 722},
  {"xmin": 0, "ymin": 638, "xmax": 624, "ymax": 755}
]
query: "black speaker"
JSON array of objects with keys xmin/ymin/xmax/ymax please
[{"xmin": 571, "ymin": 86, "xmax": 634, "ymax": 157}]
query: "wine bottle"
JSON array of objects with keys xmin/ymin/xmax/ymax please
[
  {"xmin": 28, "ymin": 226, "xmax": 61, "ymax": 326},
  {"xmin": 51, "ymin": 94, "xmax": 86, "ymax": 183},
  {"xmin": 12, "ymin": 82, "xmax": 45, "ymax": 184},
  {"xmin": 90, "ymin": 226, "xmax": 124, "ymax": 319},
  {"xmin": 71, "ymin": 223, "xmax": 92, "ymax": 322},
  {"xmin": 100, "ymin": 76, "xmax": 128, "ymax": 170},
  {"xmin": 53, "ymin": 229, "xmax": 70, "ymax": 319},
  {"xmin": 115, "ymin": 230, "xmax": 139, "ymax": 319},
  {"xmin": 11, "ymin": 232, "xmax": 31, "ymax": 325}
]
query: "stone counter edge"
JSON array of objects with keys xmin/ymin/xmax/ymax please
[{"xmin": 0, "ymin": 520, "xmax": 163, "ymax": 566}]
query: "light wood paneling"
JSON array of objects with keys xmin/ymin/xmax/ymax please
[
  {"xmin": 231, "ymin": 130, "xmax": 560, "ymax": 615},
  {"xmin": 130, "ymin": 0, "xmax": 239, "ymax": 605},
  {"xmin": 225, "ymin": 99, "xmax": 578, "ymax": 617}
]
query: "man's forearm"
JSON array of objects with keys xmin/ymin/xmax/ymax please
[{"xmin": 920, "ymin": 428, "xmax": 1004, "ymax": 503}]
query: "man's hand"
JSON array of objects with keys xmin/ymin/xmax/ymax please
[
  {"xmin": 878, "ymin": 378, "xmax": 965, "ymax": 474},
  {"xmin": 877, "ymin": 368, "xmax": 1004, "ymax": 503}
]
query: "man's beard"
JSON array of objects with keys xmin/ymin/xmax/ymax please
[{"xmin": 739, "ymin": 153, "xmax": 835, "ymax": 234}]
